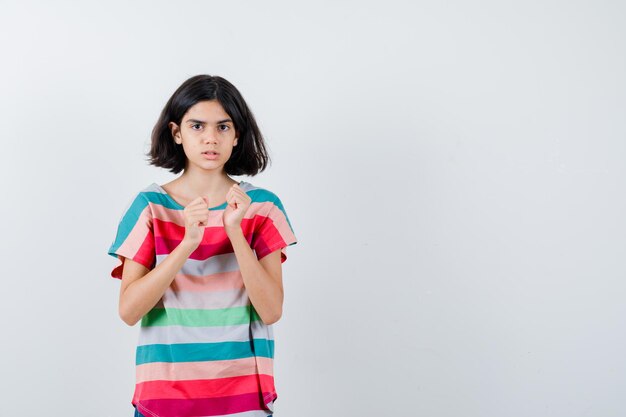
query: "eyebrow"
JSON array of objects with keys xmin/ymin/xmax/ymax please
[{"xmin": 185, "ymin": 118, "xmax": 233, "ymax": 124}]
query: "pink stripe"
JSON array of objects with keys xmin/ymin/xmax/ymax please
[
  {"xmin": 151, "ymin": 201, "xmax": 276, "ymax": 228},
  {"xmin": 136, "ymin": 357, "xmax": 263, "ymax": 384},
  {"xmin": 255, "ymin": 357, "xmax": 274, "ymax": 376},
  {"xmin": 266, "ymin": 207, "xmax": 296, "ymax": 243},
  {"xmin": 170, "ymin": 270, "xmax": 244, "ymax": 292},
  {"xmin": 117, "ymin": 207, "xmax": 152, "ymax": 259}
]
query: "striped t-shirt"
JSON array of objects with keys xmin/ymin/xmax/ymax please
[{"xmin": 107, "ymin": 180, "xmax": 298, "ymax": 417}]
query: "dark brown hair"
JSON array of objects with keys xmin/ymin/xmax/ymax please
[{"xmin": 146, "ymin": 74, "xmax": 270, "ymax": 175}]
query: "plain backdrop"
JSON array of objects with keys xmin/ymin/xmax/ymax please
[{"xmin": 0, "ymin": 1, "xmax": 624, "ymax": 416}]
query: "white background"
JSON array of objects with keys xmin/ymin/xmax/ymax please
[{"xmin": 0, "ymin": 1, "xmax": 624, "ymax": 416}]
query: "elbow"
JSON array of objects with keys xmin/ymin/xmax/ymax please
[
  {"xmin": 119, "ymin": 305, "xmax": 139, "ymax": 327},
  {"xmin": 121, "ymin": 316, "xmax": 137, "ymax": 327},
  {"xmin": 120, "ymin": 313, "xmax": 139, "ymax": 327},
  {"xmin": 263, "ymin": 309, "xmax": 282, "ymax": 326}
]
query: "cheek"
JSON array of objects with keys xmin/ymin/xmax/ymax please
[{"xmin": 181, "ymin": 143, "xmax": 197, "ymax": 158}]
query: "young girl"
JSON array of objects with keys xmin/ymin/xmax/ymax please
[{"xmin": 107, "ymin": 74, "xmax": 298, "ymax": 417}]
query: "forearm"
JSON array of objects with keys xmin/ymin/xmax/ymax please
[
  {"xmin": 226, "ymin": 226, "xmax": 283, "ymax": 324},
  {"xmin": 120, "ymin": 241, "xmax": 196, "ymax": 326}
]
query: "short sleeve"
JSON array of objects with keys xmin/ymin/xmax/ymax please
[
  {"xmin": 107, "ymin": 192, "xmax": 156, "ymax": 280},
  {"xmin": 252, "ymin": 195, "xmax": 298, "ymax": 263}
]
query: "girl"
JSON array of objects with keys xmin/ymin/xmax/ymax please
[{"xmin": 107, "ymin": 74, "xmax": 298, "ymax": 417}]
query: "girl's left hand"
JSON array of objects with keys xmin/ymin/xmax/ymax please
[{"xmin": 223, "ymin": 183, "xmax": 251, "ymax": 230}]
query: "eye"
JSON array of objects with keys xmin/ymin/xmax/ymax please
[
  {"xmin": 218, "ymin": 124, "xmax": 230, "ymax": 132},
  {"xmin": 191, "ymin": 123, "xmax": 202, "ymax": 130}
]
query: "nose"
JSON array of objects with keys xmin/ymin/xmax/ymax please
[{"xmin": 202, "ymin": 129, "xmax": 218, "ymax": 144}]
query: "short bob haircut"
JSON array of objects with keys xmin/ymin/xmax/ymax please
[{"xmin": 146, "ymin": 74, "xmax": 271, "ymax": 176}]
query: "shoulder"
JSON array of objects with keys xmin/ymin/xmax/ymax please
[
  {"xmin": 241, "ymin": 181, "xmax": 282, "ymax": 204},
  {"xmin": 128, "ymin": 184, "xmax": 159, "ymax": 206},
  {"xmin": 241, "ymin": 181, "xmax": 290, "ymax": 221},
  {"xmin": 117, "ymin": 184, "xmax": 159, "ymax": 217}
]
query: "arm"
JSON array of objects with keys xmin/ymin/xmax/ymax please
[
  {"xmin": 226, "ymin": 225, "xmax": 284, "ymax": 325},
  {"xmin": 118, "ymin": 241, "xmax": 196, "ymax": 326}
]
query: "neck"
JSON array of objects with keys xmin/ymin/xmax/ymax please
[{"xmin": 177, "ymin": 166, "xmax": 235, "ymax": 196}]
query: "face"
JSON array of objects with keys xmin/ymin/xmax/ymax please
[{"xmin": 169, "ymin": 100, "xmax": 239, "ymax": 172}]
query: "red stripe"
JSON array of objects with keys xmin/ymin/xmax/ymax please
[
  {"xmin": 252, "ymin": 222, "xmax": 286, "ymax": 259},
  {"xmin": 153, "ymin": 216, "xmax": 272, "ymax": 260},
  {"xmin": 137, "ymin": 391, "xmax": 274, "ymax": 416},
  {"xmin": 135, "ymin": 232, "xmax": 157, "ymax": 267},
  {"xmin": 134, "ymin": 374, "xmax": 275, "ymax": 400}
]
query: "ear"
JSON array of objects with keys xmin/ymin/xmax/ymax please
[
  {"xmin": 169, "ymin": 122, "xmax": 181, "ymax": 144},
  {"xmin": 233, "ymin": 136, "xmax": 238, "ymax": 147}
]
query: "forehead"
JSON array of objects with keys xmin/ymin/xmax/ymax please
[{"xmin": 183, "ymin": 100, "xmax": 231, "ymax": 122}]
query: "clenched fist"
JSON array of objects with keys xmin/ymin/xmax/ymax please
[
  {"xmin": 223, "ymin": 182, "xmax": 252, "ymax": 232},
  {"xmin": 181, "ymin": 196, "xmax": 211, "ymax": 250}
]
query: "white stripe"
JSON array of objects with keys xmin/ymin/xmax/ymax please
[
  {"xmin": 161, "ymin": 287, "xmax": 250, "ymax": 310},
  {"xmin": 137, "ymin": 323, "xmax": 254, "ymax": 346},
  {"xmin": 155, "ymin": 252, "xmax": 244, "ymax": 276}
]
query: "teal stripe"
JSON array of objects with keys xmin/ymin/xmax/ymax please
[
  {"xmin": 108, "ymin": 193, "xmax": 149, "ymax": 257},
  {"xmin": 144, "ymin": 188, "xmax": 280, "ymax": 211},
  {"xmin": 143, "ymin": 190, "xmax": 185, "ymax": 210},
  {"xmin": 136, "ymin": 339, "xmax": 275, "ymax": 364},
  {"xmin": 251, "ymin": 336, "xmax": 275, "ymax": 358},
  {"xmin": 247, "ymin": 188, "xmax": 281, "ymax": 205}
]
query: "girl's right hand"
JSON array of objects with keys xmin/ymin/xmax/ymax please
[{"xmin": 181, "ymin": 196, "xmax": 210, "ymax": 249}]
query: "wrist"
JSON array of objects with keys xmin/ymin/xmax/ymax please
[
  {"xmin": 177, "ymin": 239, "xmax": 198, "ymax": 254},
  {"xmin": 224, "ymin": 224, "xmax": 243, "ymax": 237}
]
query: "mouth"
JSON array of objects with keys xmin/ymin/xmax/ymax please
[{"xmin": 202, "ymin": 151, "xmax": 219, "ymax": 160}]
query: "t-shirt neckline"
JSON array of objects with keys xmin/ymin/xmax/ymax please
[{"xmin": 152, "ymin": 181, "xmax": 245, "ymax": 211}]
